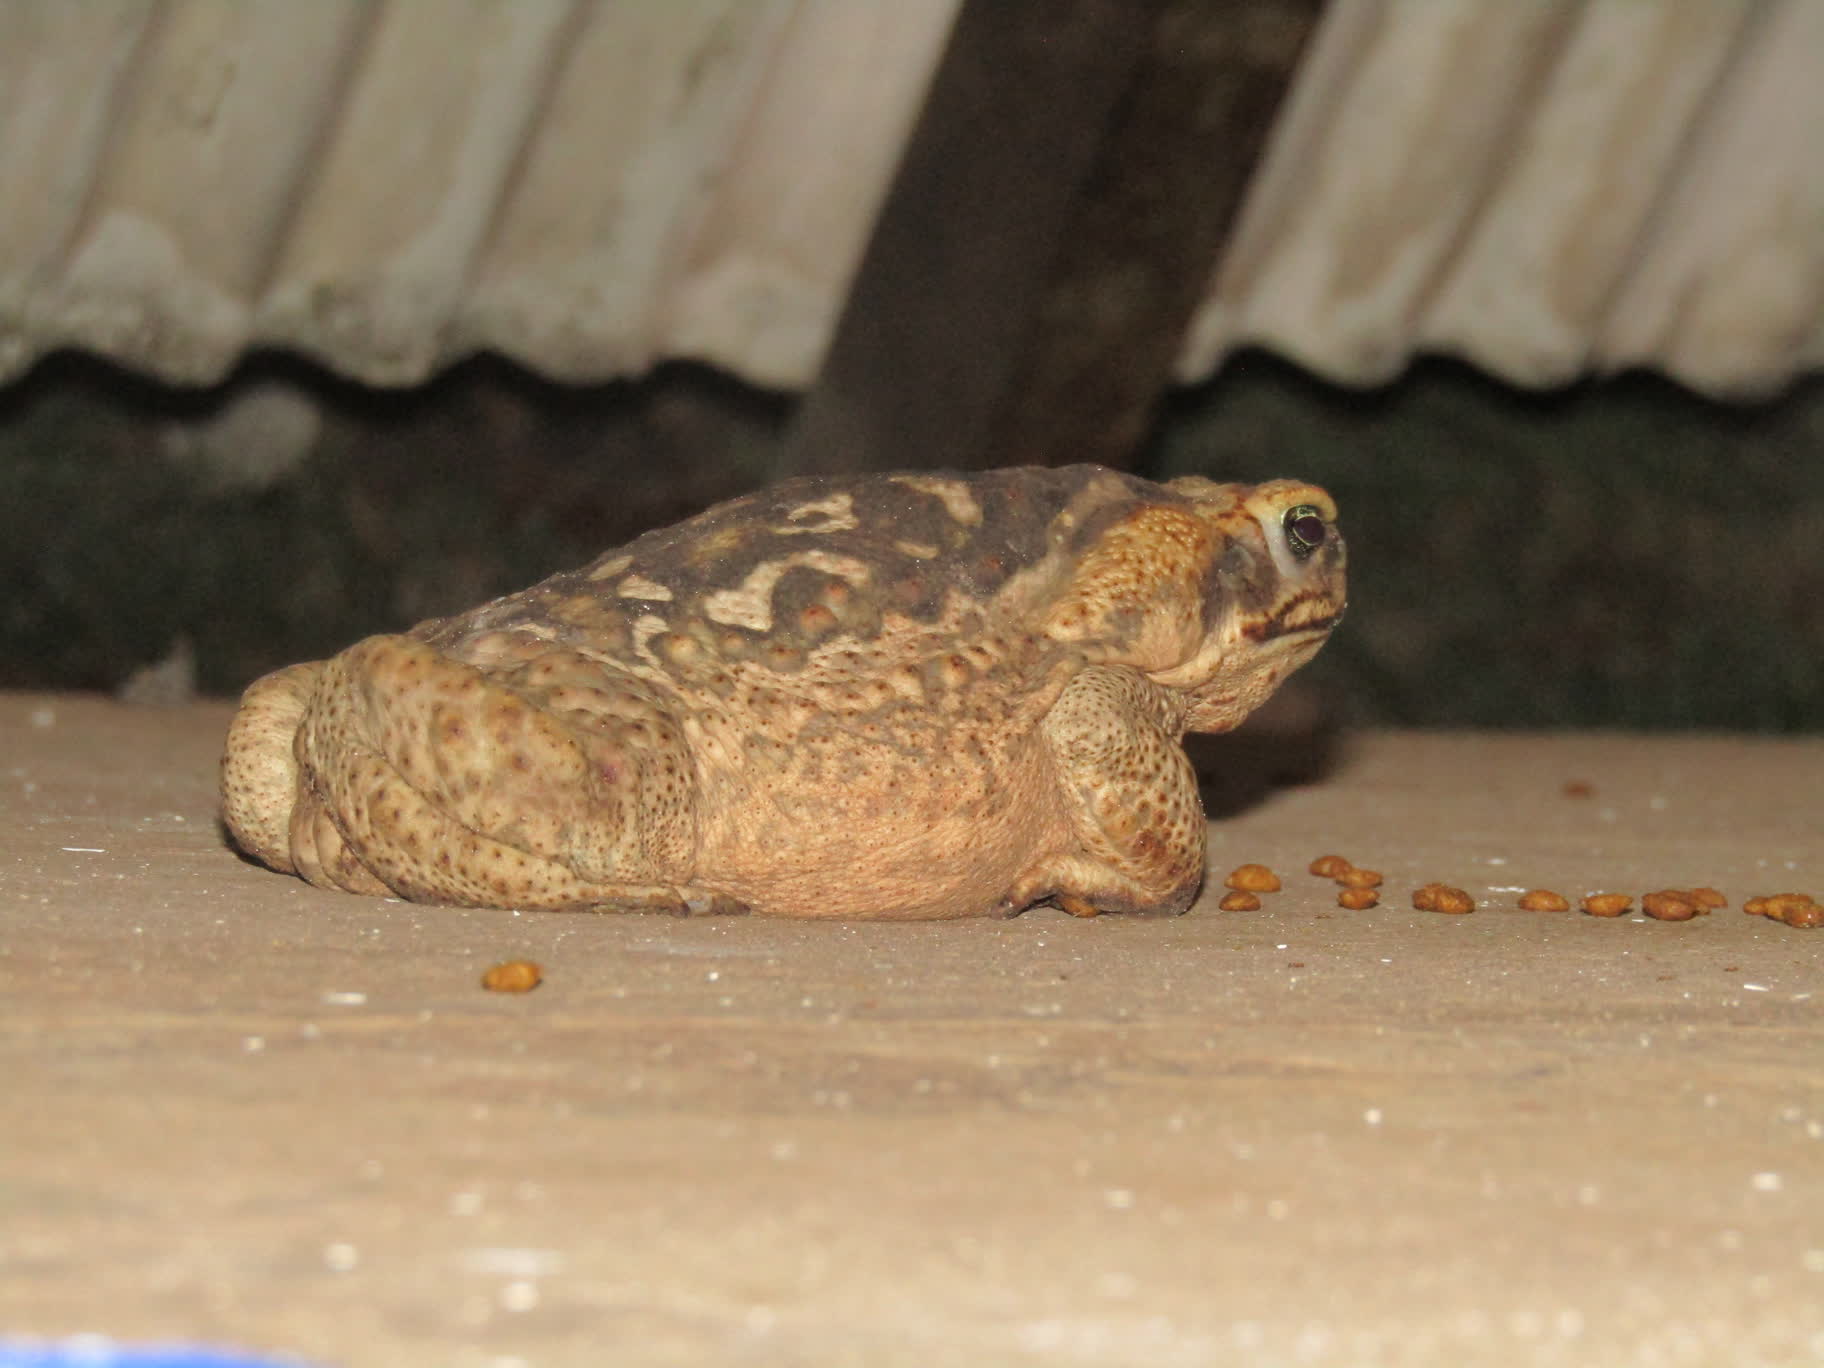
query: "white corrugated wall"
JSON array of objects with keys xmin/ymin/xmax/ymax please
[
  {"xmin": 0, "ymin": 0, "xmax": 959, "ymax": 388},
  {"xmin": 1178, "ymin": 0, "xmax": 1824, "ymax": 397},
  {"xmin": 0, "ymin": 0, "xmax": 1818, "ymax": 398}
]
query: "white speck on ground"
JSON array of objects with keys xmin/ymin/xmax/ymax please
[{"xmin": 323, "ymin": 1242, "xmax": 359, "ymax": 1272}]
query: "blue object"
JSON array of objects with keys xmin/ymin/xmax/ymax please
[{"xmin": 0, "ymin": 1343, "xmax": 311, "ymax": 1368}]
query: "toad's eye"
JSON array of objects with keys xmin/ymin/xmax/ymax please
[{"xmin": 1283, "ymin": 505, "xmax": 1328, "ymax": 559}]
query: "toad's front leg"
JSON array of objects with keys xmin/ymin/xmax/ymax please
[{"xmin": 999, "ymin": 665, "xmax": 1205, "ymax": 917}]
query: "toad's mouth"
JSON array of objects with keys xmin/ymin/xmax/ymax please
[{"xmin": 1242, "ymin": 592, "xmax": 1346, "ymax": 642}]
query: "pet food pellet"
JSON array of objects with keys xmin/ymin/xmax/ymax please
[
  {"xmin": 1413, "ymin": 883, "xmax": 1474, "ymax": 914},
  {"xmin": 1218, "ymin": 890, "xmax": 1262, "ymax": 912},
  {"xmin": 481, "ymin": 960, "xmax": 543, "ymax": 993},
  {"xmin": 1225, "ymin": 864, "xmax": 1281, "ymax": 893},
  {"xmin": 1751, "ymin": 893, "xmax": 1824, "ymax": 928},
  {"xmin": 1641, "ymin": 891, "xmax": 1699, "ymax": 922},
  {"xmin": 1518, "ymin": 889, "xmax": 1570, "ymax": 912},
  {"xmin": 1581, "ymin": 893, "xmax": 1632, "ymax": 918},
  {"xmin": 1782, "ymin": 900, "xmax": 1824, "ymax": 929}
]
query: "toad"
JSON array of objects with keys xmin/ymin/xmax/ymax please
[{"xmin": 222, "ymin": 465, "xmax": 1344, "ymax": 919}]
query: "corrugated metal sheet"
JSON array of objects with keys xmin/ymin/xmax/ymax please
[
  {"xmin": 1179, "ymin": 0, "xmax": 1824, "ymax": 396},
  {"xmin": 0, "ymin": 0, "xmax": 958, "ymax": 388},
  {"xmin": 0, "ymin": 0, "xmax": 1818, "ymax": 398}
]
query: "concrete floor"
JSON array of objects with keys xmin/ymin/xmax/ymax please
[{"xmin": 3, "ymin": 692, "xmax": 1822, "ymax": 1367}]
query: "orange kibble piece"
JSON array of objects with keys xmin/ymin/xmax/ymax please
[
  {"xmin": 1337, "ymin": 887, "xmax": 1379, "ymax": 910},
  {"xmin": 1581, "ymin": 893, "xmax": 1632, "ymax": 918},
  {"xmin": 1782, "ymin": 900, "xmax": 1824, "ymax": 929},
  {"xmin": 481, "ymin": 959, "xmax": 543, "ymax": 993},
  {"xmin": 1753, "ymin": 893, "xmax": 1824, "ymax": 928},
  {"xmin": 1218, "ymin": 890, "xmax": 1262, "ymax": 912},
  {"xmin": 1518, "ymin": 889, "xmax": 1571, "ymax": 912},
  {"xmin": 1308, "ymin": 854, "xmax": 1352, "ymax": 878},
  {"xmin": 1226, "ymin": 863, "xmax": 1281, "ymax": 893},
  {"xmin": 1641, "ymin": 891, "xmax": 1699, "ymax": 922},
  {"xmin": 1338, "ymin": 866, "xmax": 1383, "ymax": 889},
  {"xmin": 1684, "ymin": 887, "xmax": 1728, "ymax": 910},
  {"xmin": 1413, "ymin": 883, "xmax": 1473, "ymax": 914}
]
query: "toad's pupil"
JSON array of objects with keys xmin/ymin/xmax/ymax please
[{"xmin": 1289, "ymin": 514, "xmax": 1326, "ymax": 550}]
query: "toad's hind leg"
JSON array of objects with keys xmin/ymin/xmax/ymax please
[
  {"xmin": 1003, "ymin": 665, "xmax": 1205, "ymax": 917},
  {"xmin": 222, "ymin": 660, "xmax": 325, "ymax": 877},
  {"xmin": 267, "ymin": 634, "xmax": 724, "ymax": 911}
]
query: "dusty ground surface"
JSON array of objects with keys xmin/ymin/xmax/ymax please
[{"xmin": 2, "ymin": 691, "xmax": 1821, "ymax": 1368}]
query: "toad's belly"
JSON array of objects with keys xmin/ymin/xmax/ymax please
[{"xmin": 691, "ymin": 744, "xmax": 1068, "ymax": 919}]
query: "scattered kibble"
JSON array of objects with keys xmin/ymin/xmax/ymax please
[
  {"xmin": 1581, "ymin": 893, "xmax": 1632, "ymax": 918},
  {"xmin": 1308, "ymin": 854, "xmax": 1352, "ymax": 878},
  {"xmin": 1337, "ymin": 887, "xmax": 1379, "ymax": 910},
  {"xmin": 1641, "ymin": 891, "xmax": 1700, "ymax": 922},
  {"xmin": 1338, "ymin": 866, "xmax": 1383, "ymax": 890},
  {"xmin": 481, "ymin": 960, "xmax": 543, "ymax": 993},
  {"xmin": 1518, "ymin": 889, "xmax": 1571, "ymax": 912},
  {"xmin": 1746, "ymin": 893, "xmax": 1823, "ymax": 928},
  {"xmin": 1225, "ymin": 863, "xmax": 1281, "ymax": 893},
  {"xmin": 1218, "ymin": 890, "xmax": 1262, "ymax": 912},
  {"xmin": 1412, "ymin": 883, "xmax": 1474, "ymax": 914},
  {"xmin": 1784, "ymin": 901, "xmax": 1824, "ymax": 929}
]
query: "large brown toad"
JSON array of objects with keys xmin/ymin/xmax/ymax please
[{"xmin": 222, "ymin": 465, "xmax": 1345, "ymax": 919}]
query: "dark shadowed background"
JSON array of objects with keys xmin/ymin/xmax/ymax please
[{"xmin": 2, "ymin": 350, "xmax": 1817, "ymax": 730}]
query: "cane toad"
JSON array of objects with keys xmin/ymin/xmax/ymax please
[{"xmin": 222, "ymin": 465, "xmax": 1345, "ymax": 919}]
